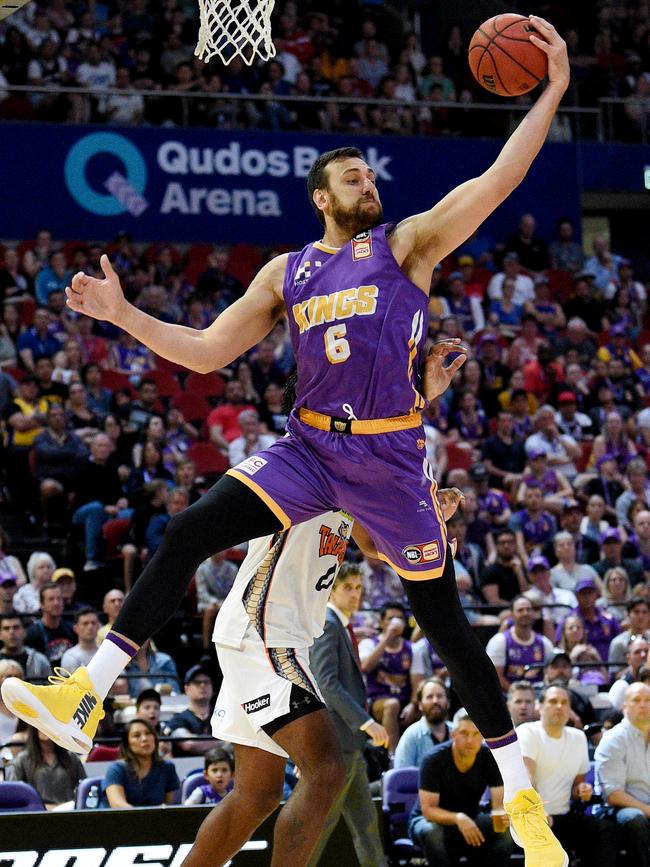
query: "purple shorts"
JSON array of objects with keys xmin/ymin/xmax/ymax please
[{"xmin": 227, "ymin": 414, "xmax": 448, "ymax": 581}]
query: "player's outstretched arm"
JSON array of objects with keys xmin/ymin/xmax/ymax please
[
  {"xmin": 395, "ymin": 16, "xmax": 569, "ymax": 279},
  {"xmin": 65, "ymin": 254, "xmax": 288, "ymax": 373}
]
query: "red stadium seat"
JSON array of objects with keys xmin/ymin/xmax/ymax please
[
  {"xmin": 19, "ymin": 297, "xmax": 36, "ymax": 326},
  {"xmin": 576, "ymin": 441, "xmax": 593, "ymax": 473},
  {"xmin": 153, "ymin": 354, "xmax": 188, "ymax": 375},
  {"xmin": 184, "ymin": 244, "xmax": 213, "ymax": 286},
  {"xmin": 171, "ymin": 393, "xmax": 212, "ymax": 423},
  {"xmin": 3, "ymin": 365, "xmax": 24, "ymax": 382},
  {"xmin": 228, "ymin": 243, "xmax": 263, "ymax": 286},
  {"xmin": 102, "ymin": 518, "xmax": 132, "ymax": 559},
  {"xmin": 100, "ymin": 370, "xmax": 132, "ymax": 392},
  {"xmin": 187, "ymin": 442, "xmax": 229, "ymax": 475},
  {"xmin": 446, "ymin": 443, "xmax": 473, "ymax": 471},
  {"xmin": 185, "ymin": 371, "xmax": 226, "ymax": 399},
  {"xmin": 147, "ymin": 369, "xmax": 181, "ymax": 399}
]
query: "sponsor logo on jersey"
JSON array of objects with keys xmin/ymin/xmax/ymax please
[
  {"xmin": 243, "ymin": 694, "xmax": 271, "ymax": 714},
  {"xmin": 352, "ymin": 230, "xmax": 373, "ymax": 261},
  {"xmin": 73, "ymin": 693, "xmax": 97, "ymax": 729},
  {"xmin": 318, "ymin": 523, "xmax": 350, "ymax": 565},
  {"xmin": 292, "ymin": 284, "xmax": 378, "ymax": 334},
  {"xmin": 294, "ymin": 259, "xmax": 322, "ymax": 285},
  {"xmin": 236, "ymin": 455, "xmax": 268, "ymax": 476},
  {"xmin": 402, "ymin": 540, "xmax": 441, "ymax": 564}
]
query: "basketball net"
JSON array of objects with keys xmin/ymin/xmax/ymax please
[{"xmin": 195, "ymin": 0, "xmax": 276, "ymax": 66}]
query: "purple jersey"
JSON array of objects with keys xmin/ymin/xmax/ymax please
[
  {"xmin": 512, "ymin": 509, "xmax": 556, "ymax": 545},
  {"xmin": 284, "ymin": 224, "xmax": 428, "ymax": 419},
  {"xmin": 479, "ymin": 489, "xmax": 509, "ymax": 517},
  {"xmin": 523, "ymin": 470, "xmax": 559, "ymax": 495},
  {"xmin": 504, "ymin": 629, "xmax": 546, "ymax": 684},
  {"xmin": 365, "ymin": 637, "xmax": 412, "ymax": 705}
]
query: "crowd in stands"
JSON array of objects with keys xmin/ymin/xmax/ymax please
[
  {"xmin": 1, "ymin": 207, "xmax": 650, "ymax": 858},
  {"xmin": 0, "ymin": 0, "xmax": 649, "ymax": 138}
]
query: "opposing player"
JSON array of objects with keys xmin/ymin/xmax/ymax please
[{"xmin": 3, "ymin": 16, "xmax": 569, "ymax": 866}]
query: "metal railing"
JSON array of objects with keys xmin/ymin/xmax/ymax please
[{"xmin": 0, "ymin": 83, "xmax": 614, "ymax": 141}]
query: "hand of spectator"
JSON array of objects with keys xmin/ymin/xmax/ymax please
[
  {"xmin": 385, "ymin": 618, "xmax": 403, "ymax": 640},
  {"xmin": 66, "ymin": 254, "xmax": 128, "ymax": 326},
  {"xmin": 438, "ymin": 487, "xmax": 465, "ymax": 521},
  {"xmin": 423, "ymin": 340, "xmax": 468, "ymax": 401},
  {"xmin": 365, "ymin": 721, "xmax": 389, "ymax": 748},
  {"xmin": 455, "ymin": 813, "xmax": 485, "ymax": 847},
  {"xmin": 576, "ymin": 782, "xmax": 593, "ymax": 801},
  {"xmin": 104, "ymin": 505, "xmax": 119, "ymax": 516}
]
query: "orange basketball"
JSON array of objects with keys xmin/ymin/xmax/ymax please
[{"xmin": 468, "ymin": 13, "xmax": 548, "ymax": 97}]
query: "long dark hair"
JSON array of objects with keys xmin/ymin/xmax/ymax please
[
  {"xmin": 23, "ymin": 726, "xmax": 77, "ymax": 781},
  {"xmin": 120, "ymin": 718, "xmax": 163, "ymax": 777}
]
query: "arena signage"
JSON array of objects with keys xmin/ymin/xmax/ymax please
[
  {"xmin": 0, "ymin": 123, "xmax": 581, "ymax": 245},
  {"xmin": 0, "ymin": 843, "xmax": 265, "ymax": 866}
]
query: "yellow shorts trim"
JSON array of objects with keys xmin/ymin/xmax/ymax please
[
  {"xmin": 299, "ymin": 407, "xmax": 422, "ymax": 435},
  {"xmin": 376, "ymin": 549, "xmax": 448, "ymax": 582},
  {"xmin": 226, "ymin": 470, "xmax": 292, "ymax": 531}
]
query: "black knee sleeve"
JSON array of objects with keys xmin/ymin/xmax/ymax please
[
  {"xmin": 113, "ymin": 475, "xmax": 282, "ymax": 646},
  {"xmin": 401, "ymin": 549, "xmax": 512, "ymax": 739}
]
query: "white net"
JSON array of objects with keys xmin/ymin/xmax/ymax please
[{"xmin": 195, "ymin": 0, "xmax": 276, "ymax": 66}]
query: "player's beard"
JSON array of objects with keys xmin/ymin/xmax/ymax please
[{"xmin": 329, "ymin": 192, "xmax": 384, "ymax": 237}]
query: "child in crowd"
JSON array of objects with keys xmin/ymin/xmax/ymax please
[{"xmin": 184, "ymin": 747, "xmax": 234, "ymax": 805}]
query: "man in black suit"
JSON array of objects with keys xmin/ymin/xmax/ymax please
[{"xmin": 309, "ymin": 562, "xmax": 389, "ymax": 867}]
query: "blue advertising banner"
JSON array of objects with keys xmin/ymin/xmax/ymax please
[{"xmin": 0, "ymin": 123, "xmax": 582, "ymax": 246}]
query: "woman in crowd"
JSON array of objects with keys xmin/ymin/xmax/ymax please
[
  {"xmin": 597, "ymin": 566, "xmax": 632, "ymax": 623},
  {"xmin": 488, "ymin": 276, "xmax": 524, "ymax": 334},
  {"xmin": 558, "ymin": 614, "xmax": 587, "ymax": 655},
  {"xmin": 127, "ymin": 441, "xmax": 173, "ymax": 499},
  {"xmin": 66, "ymin": 382, "xmax": 101, "ymax": 444},
  {"xmin": 82, "ymin": 363, "xmax": 112, "ymax": 416},
  {"xmin": 6, "ymin": 726, "xmax": 85, "ymax": 809},
  {"xmin": 570, "ymin": 643, "xmax": 609, "ymax": 687},
  {"xmin": 0, "ymin": 659, "xmax": 24, "ymax": 749},
  {"xmin": 12, "ymin": 551, "xmax": 55, "ymax": 614},
  {"xmin": 163, "ymin": 407, "xmax": 198, "ymax": 474},
  {"xmin": 580, "ymin": 495, "xmax": 609, "ymax": 545},
  {"xmin": 258, "ymin": 382, "xmax": 289, "ymax": 436},
  {"xmin": 591, "ymin": 411, "xmax": 637, "ymax": 472},
  {"xmin": 0, "ymin": 526, "xmax": 27, "ymax": 586},
  {"xmin": 102, "ymin": 718, "xmax": 179, "ymax": 808}
]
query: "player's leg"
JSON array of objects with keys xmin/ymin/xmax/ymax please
[
  {"xmin": 180, "ymin": 743, "xmax": 286, "ymax": 867},
  {"xmin": 267, "ymin": 707, "xmax": 347, "ymax": 866}
]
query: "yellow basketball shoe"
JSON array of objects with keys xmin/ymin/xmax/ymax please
[
  {"xmin": 505, "ymin": 788, "xmax": 569, "ymax": 867},
  {"xmin": 1, "ymin": 667, "xmax": 104, "ymax": 755}
]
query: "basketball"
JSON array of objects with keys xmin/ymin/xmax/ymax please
[{"xmin": 468, "ymin": 13, "xmax": 548, "ymax": 97}]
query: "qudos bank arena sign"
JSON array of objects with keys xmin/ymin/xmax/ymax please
[{"xmin": 0, "ymin": 123, "xmax": 581, "ymax": 245}]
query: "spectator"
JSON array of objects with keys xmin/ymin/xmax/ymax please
[
  {"xmin": 167, "ymin": 663, "xmax": 218, "ymax": 755},
  {"xmin": 557, "ymin": 578, "xmax": 620, "ymax": 662},
  {"xmin": 487, "ymin": 252, "xmax": 534, "ymax": 306},
  {"xmin": 394, "ymin": 678, "xmax": 452, "ymax": 769},
  {"xmin": 134, "ymin": 687, "xmax": 171, "ymax": 756},
  {"xmin": 569, "ymin": 642, "xmax": 609, "ymax": 688},
  {"xmin": 584, "ymin": 235, "xmax": 623, "ymax": 294},
  {"xmin": 616, "ymin": 459, "xmax": 650, "ymax": 527},
  {"xmin": 595, "ymin": 682, "xmax": 650, "ymax": 866},
  {"xmin": 446, "ymin": 514, "xmax": 484, "ymax": 592},
  {"xmin": 25, "ymin": 583, "xmax": 75, "ymax": 667},
  {"xmin": 196, "ymin": 246, "xmax": 244, "ymax": 306},
  {"xmin": 580, "ymin": 495, "xmax": 609, "ymax": 546},
  {"xmin": 0, "ymin": 526, "xmax": 27, "ymax": 586},
  {"xmin": 554, "ymin": 390, "xmax": 593, "ymax": 442},
  {"xmin": 548, "ymin": 218, "xmax": 584, "ymax": 273},
  {"xmin": 207, "ymin": 380, "xmax": 256, "ymax": 453},
  {"xmin": 123, "ymin": 377, "xmax": 160, "ymax": 433},
  {"xmin": 451, "ymin": 390, "xmax": 488, "ymax": 450},
  {"xmin": 145, "ymin": 486, "xmax": 189, "ymax": 555},
  {"xmin": 594, "ymin": 528, "xmax": 645, "ymax": 587},
  {"xmin": 59, "ymin": 607, "xmax": 100, "ymax": 672},
  {"xmin": 481, "ymin": 411, "xmax": 527, "ymax": 490},
  {"xmin": 0, "ymin": 659, "xmax": 24, "ymax": 748},
  {"xmin": 124, "ymin": 639, "xmax": 180, "ymax": 699},
  {"xmin": 445, "ymin": 272, "xmax": 485, "ymax": 337},
  {"xmin": 553, "ymin": 321, "xmax": 597, "ymax": 371},
  {"xmin": 184, "ymin": 747, "xmax": 234, "ymax": 805},
  {"xmin": 34, "ymin": 402, "xmax": 87, "ymax": 526},
  {"xmin": 486, "ymin": 595, "xmax": 555, "ymax": 691},
  {"xmin": 358, "ymin": 556, "xmax": 407, "ymax": 613},
  {"xmin": 408, "ymin": 712, "xmax": 514, "ymax": 865},
  {"xmin": 194, "ymin": 552, "xmax": 238, "ymax": 651},
  {"xmin": 508, "ymin": 317, "xmax": 545, "ymax": 371},
  {"xmin": 13, "ymin": 551, "xmax": 55, "ymax": 615},
  {"xmin": 506, "ymin": 213, "xmax": 548, "ymax": 274},
  {"xmin": 249, "ymin": 338, "xmax": 286, "ymax": 397},
  {"xmin": 550, "ymin": 531, "xmax": 601, "ymax": 593},
  {"xmin": 34, "ymin": 355, "xmax": 68, "ymax": 406},
  {"xmin": 6, "ymin": 727, "xmax": 85, "ymax": 809},
  {"xmin": 517, "ymin": 684, "xmax": 617, "ymax": 866},
  {"xmin": 608, "ymin": 599, "xmax": 650, "ymax": 667},
  {"xmin": 608, "ymin": 637, "xmax": 650, "ymax": 709},
  {"xmin": 359, "ymin": 602, "xmax": 414, "ymax": 753},
  {"xmin": 469, "ymin": 463, "xmax": 511, "ymax": 530},
  {"xmin": 591, "ymin": 412, "xmax": 637, "ymax": 474},
  {"xmin": 104, "ymin": 66, "xmax": 144, "ymax": 125},
  {"xmin": 97, "ymin": 589, "xmax": 125, "ymax": 644},
  {"xmin": 102, "ymin": 718, "xmax": 179, "ymax": 808},
  {"xmin": 488, "ymin": 276, "xmax": 524, "ymax": 333},
  {"xmin": 481, "ymin": 530, "xmax": 528, "ymax": 606},
  {"xmin": 16, "ymin": 308, "xmax": 61, "ymax": 371},
  {"xmin": 542, "ymin": 651, "xmax": 595, "ymax": 728},
  {"xmin": 34, "ymin": 251, "xmax": 71, "ymax": 306},
  {"xmin": 3, "ymin": 378, "xmax": 48, "ymax": 509},
  {"xmin": 598, "ymin": 566, "xmax": 633, "ymax": 623},
  {"xmin": 549, "ymin": 504, "xmax": 598, "ymax": 572},
  {"xmin": 52, "ymin": 567, "xmax": 84, "ymax": 623},
  {"xmin": 516, "ymin": 451, "xmax": 573, "ymax": 514},
  {"xmin": 0, "ymin": 575, "xmax": 19, "ymax": 616},
  {"xmin": 525, "ymin": 405, "xmax": 579, "ymax": 482},
  {"xmin": 506, "ymin": 681, "xmax": 537, "ymax": 727},
  {"xmin": 227, "ymin": 409, "xmax": 277, "ymax": 467},
  {"xmin": 0, "ymin": 612, "xmax": 51, "ymax": 679},
  {"xmin": 509, "ymin": 482, "xmax": 557, "ymax": 563},
  {"xmin": 526, "ymin": 554, "xmax": 576, "ymax": 625}
]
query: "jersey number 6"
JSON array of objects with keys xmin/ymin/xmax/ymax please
[{"xmin": 324, "ymin": 325, "xmax": 351, "ymax": 364}]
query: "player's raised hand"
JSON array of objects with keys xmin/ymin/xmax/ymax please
[
  {"xmin": 438, "ymin": 487, "xmax": 466, "ymax": 521},
  {"xmin": 528, "ymin": 15, "xmax": 569, "ymax": 91},
  {"xmin": 65, "ymin": 254, "xmax": 127, "ymax": 325},
  {"xmin": 423, "ymin": 338, "xmax": 468, "ymax": 401}
]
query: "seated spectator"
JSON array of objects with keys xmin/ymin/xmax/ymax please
[
  {"xmin": 507, "ymin": 316, "xmax": 544, "ymax": 371},
  {"xmin": 598, "ymin": 566, "xmax": 633, "ymax": 623},
  {"xmin": 549, "ymin": 218, "xmax": 584, "ymax": 273},
  {"xmin": 524, "ymin": 275, "xmax": 565, "ymax": 334},
  {"xmin": 557, "ymin": 613, "xmax": 588, "ymax": 656},
  {"xmin": 207, "ymin": 380, "xmax": 257, "ymax": 453},
  {"xmin": 595, "ymin": 682, "xmax": 650, "ymax": 866},
  {"xmin": 488, "ymin": 276, "xmax": 523, "ymax": 333},
  {"xmin": 446, "ymin": 514, "xmax": 484, "ymax": 592},
  {"xmin": 167, "ymin": 663, "xmax": 219, "ymax": 756},
  {"xmin": 445, "ymin": 272, "xmax": 485, "ymax": 337},
  {"xmin": 6, "ymin": 727, "xmax": 85, "ymax": 809},
  {"xmin": 0, "ymin": 575, "xmax": 19, "ymax": 616},
  {"xmin": 583, "ymin": 454, "xmax": 625, "ymax": 522},
  {"xmin": 124, "ymin": 639, "xmax": 181, "ymax": 698},
  {"xmin": 609, "ymin": 599, "xmax": 650, "ymax": 668},
  {"xmin": 97, "ymin": 589, "xmax": 125, "ymax": 644},
  {"xmin": 0, "ymin": 659, "xmax": 24, "ymax": 748},
  {"xmin": 184, "ymin": 747, "xmax": 234, "ymax": 805},
  {"xmin": 481, "ymin": 530, "xmax": 527, "ymax": 606},
  {"xmin": 145, "ymin": 486, "xmax": 189, "ymax": 556},
  {"xmin": 4, "ymin": 376, "xmax": 48, "ymax": 511},
  {"xmin": 134, "ymin": 687, "xmax": 171, "ymax": 750},
  {"xmin": 59, "ymin": 607, "xmax": 100, "ymax": 672},
  {"xmin": 616, "ymin": 458, "xmax": 650, "ymax": 528},
  {"xmin": 52, "ymin": 567, "xmax": 84, "ymax": 624},
  {"xmin": 455, "ymin": 568, "xmax": 499, "ymax": 626},
  {"xmin": 486, "ymin": 595, "xmax": 555, "ymax": 692},
  {"xmin": 591, "ymin": 411, "xmax": 637, "ymax": 474},
  {"xmin": 509, "ymin": 482, "xmax": 557, "ymax": 564},
  {"xmin": 65, "ymin": 382, "xmax": 100, "ymax": 443},
  {"xmin": 525, "ymin": 405, "xmax": 579, "ymax": 483},
  {"xmin": 0, "ymin": 612, "xmax": 51, "ymax": 679},
  {"xmin": 518, "ymin": 684, "xmax": 617, "ymax": 866},
  {"xmin": 227, "ymin": 409, "xmax": 277, "ymax": 467},
  {"xmin": 481, "ymin": 411, "xmax": 526, "ymax": 491},
  {"xmin": 475, "ymin": 335, "xmax": 511, "ymax": 417},
  {"xmin": 359, "ymin": 602, "xmax": 414, "ymax": 753},
  {"xmin": 623, "ymin": 509, "xmax": 650, "ymax": 581},
  {"xmin": 34, "ymin": 403, "xmax": 87, "ymax": 526},
  {"xmin": 163, "ymin": 407, "xmax": 198, "ymax": 474},
  {"xmin": 580, "ymin": 495, "xmax": 609, "ymax": 546},
  {"xmin": 25, "ymin": 583, "xmax": 75, "ymax": 667},
  {"xmin": 121, "ymin": 376, "xmax": 160, "ymax": 433},
  {"xmin": 526, "ymin": 554, "xmax": 576, "ymax": 625},
  {"xmin": 394, "ymin": 678, "xmax": 451, "ymax": 769},
  {"xmin": 516, "ymin": 451, "xmax": 573, "ymax": 514},
  {"xmin": 554, "ymin": 389, "xmax": 593, "ymax": 442},
  {"xmin": 102, "ymin": 718, "xmax": 179, "ymax": 808},
  {"xmin": 249, "ymin": 337, "xmax": 286, "ymax": 396},
  {"xmin": 487, "ymin": 251, "xmax": 534, "ymax": 306},
  {"xmin": 194, "ymin": 551, "xmax": 238, "ymax": 651},
  {"xmin": 13, "ymin": 551, "xmax": 55, "ymax": 615},
  {"xmin": 408, "ymin": 712, "xmax": 514, "ymax": 865},
  {"xmin": 34, "ymin": 355, "xmax": 68, "ymax": 405},
  {"xmin": 550, "ymin": 531, "xmax": 601, "ymax": 593},
  {"xmin": 358, "ymin": 556, "xmax": 407, "ymax": 614},
  {"xmin": 608, "ymin": 637, "xmax": 650, "ymax": 709},
  {"xmin": 16, "ymin": 308, "xmax": 61, "ymax": 371},
  {"xmin": 570, "ymin": 642, "xmax": 609, "ymax": 688},
  {"xmin": 556, "ymin": 578, "xmax": 620, "ymax": 662},
  {"xmin": 469, "ymin": 462, "xmax": 511, "ymax": 529},
  {"xmin": 0, "ymin": 526, "xmax": 27, "ymax": 586},
  {"xmin": 126, "ymin": 441, "xmax": 173, "ymax": 500},
  {"xmin": 594, "ymin": 528, "xmax": 645, "ymax": 587},
  {"xmin": 506, "ymin": 680, "xmax": 537, "ymax": 727}
]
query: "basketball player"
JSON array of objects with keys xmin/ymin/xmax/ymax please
[{"xmin": 3, "ymin": 16, "xmax": 569, "ymax": 866}]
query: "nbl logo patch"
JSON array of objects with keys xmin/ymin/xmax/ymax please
[
  {"xmin": 243, "ymin": 694, "xmax": 271, "ymax": 714},
  {"xmin": 236, "ymin": 456, "xmax": 268, "ymax": 476},
  {"xmin": 402, "ymin": 540, "xmax": 441, "ymax": 564},
  {"xmin": 352, "ymin": 230, "xmax": 373, "ymax": 261}
]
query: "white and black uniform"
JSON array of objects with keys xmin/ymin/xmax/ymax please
[{"xmin": 211, "ymin": 511, "xmax": 353, "ymax": 758}]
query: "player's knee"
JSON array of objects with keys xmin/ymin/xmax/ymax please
[
  {"xmin": 318, "ymin": 754, "xmax": 347, "ymax": 796},
  {"xmin": 250, "ymin": 779, "xmax": 284, "ymax": 817}
]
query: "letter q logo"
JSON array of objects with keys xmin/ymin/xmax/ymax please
[{"xmin": 64, "ymin": 132, "xmax": 147, "ymax": 216}]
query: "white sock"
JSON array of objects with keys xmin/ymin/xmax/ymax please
[
  {"xmin": 86, "ymin": 634, "xmax": 135, "ymax": 700},
  {"xmin": 488, "ymin": 738, "xmax": 532, "ymax": 803}
]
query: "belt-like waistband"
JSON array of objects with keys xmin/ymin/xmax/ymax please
[{"xmin": 298, "ymin": 407, "xmax": 422, "ymax": 435}]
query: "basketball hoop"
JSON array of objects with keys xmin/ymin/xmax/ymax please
[{"xmin": 195, "ymin": 0, "xmax": 276, "ymax": 66}]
